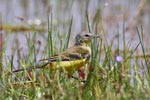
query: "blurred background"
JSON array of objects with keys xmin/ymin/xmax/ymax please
[{"xmin": 0, "ymin": 0, "xmax": 150, "ymax": 67}]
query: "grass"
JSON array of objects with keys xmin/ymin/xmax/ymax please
[
  {"xmin": 1, "ymin": 7, "xmax": 150, "ymax": 100},
  {"xmin": 1, "ymin": 27, "xmax": 150, "ymax": 100}
]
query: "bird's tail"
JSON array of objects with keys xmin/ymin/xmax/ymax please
[{"xmin": 12, "ymin": 63, "xmax": 49, "ymax": 73}]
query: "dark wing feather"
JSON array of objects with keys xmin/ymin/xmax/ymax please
[{"xmin": 40, "ymin": 53, "xmax": 82, "ymax": 62}]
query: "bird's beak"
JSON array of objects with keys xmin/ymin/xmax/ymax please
[{"xmin": 92, "ymin": 34, "xmax": 101, "ymax": 38}]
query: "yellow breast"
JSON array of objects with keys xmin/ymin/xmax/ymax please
[{"xmin": 45, "ymin": 59, "xmax": 88, "ymax": 74}]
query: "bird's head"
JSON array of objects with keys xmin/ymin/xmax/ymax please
[{"xmin": 75, "ymin": 32, "xmax": 100, "ymax": 45}]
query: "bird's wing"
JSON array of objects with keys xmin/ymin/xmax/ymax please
[
  {"xmin": 40, "ymin": 53, "xmax": 83, "ymax": 62},
  {"xmin": 13, "ymin": 53, "xmax": 82, "ymax": 73}
]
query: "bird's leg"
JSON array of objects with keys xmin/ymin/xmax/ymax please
[{"xmin": 71, "ymin": 76, "xmax": 86, "ymax": 83}]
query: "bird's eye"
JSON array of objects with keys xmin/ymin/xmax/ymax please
[{"xmin": 85, "ymin": 34, "xmax": 89, "ymax": 37}]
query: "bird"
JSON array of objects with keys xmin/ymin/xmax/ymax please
[{"xmin": 13, "ymin": 32, "xmax": 100, "ymax": 76}]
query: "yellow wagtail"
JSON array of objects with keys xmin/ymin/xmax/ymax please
[{"xmin": 13, "ymin": 32, "xmax": 100, "ymax": 75}]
